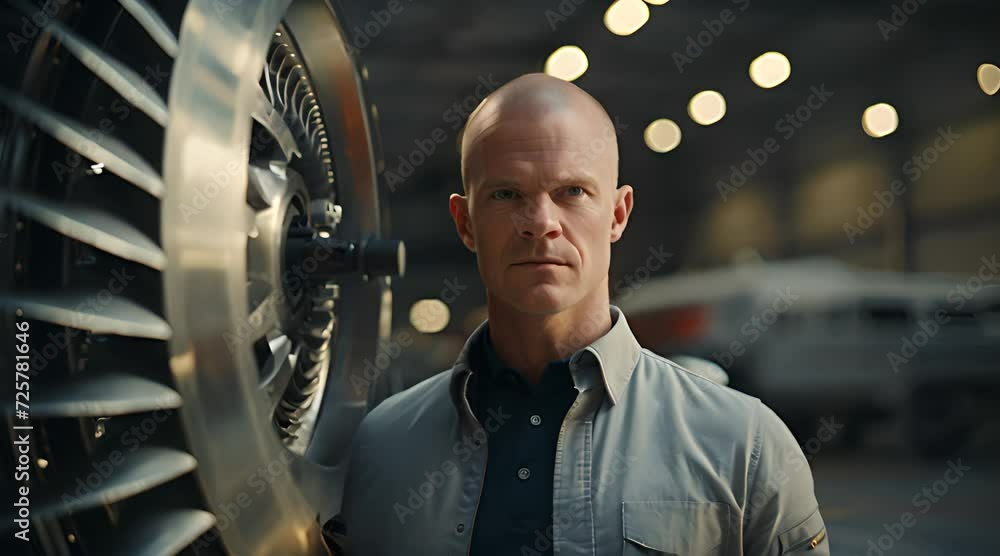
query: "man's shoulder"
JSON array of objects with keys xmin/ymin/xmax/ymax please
[
  {"xmin": 638, "ymin": 350, "xmax": 816, "ymax": 464},
  {"xmin": 354, "ymin": 367, "xmax": 455, "ymax": 443},
  {"xmin": 634, "ymin": 349, "xmax": 808, "ymax": 470},
  {"xmin": 636, "ymin": 348, "xmax": 761, "ymax": 413}
]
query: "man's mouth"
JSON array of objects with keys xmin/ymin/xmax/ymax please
[{"xmin": 514, "ymin": 259, "xmax": 567, "ymax": 266}]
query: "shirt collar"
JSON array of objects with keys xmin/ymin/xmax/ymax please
[
  {"xmin": 481, "ymin": 327, "xmax": 571, "ymax": 380},
  {"xmin": 449, "ymin": 305, "xmax": 641, "ymax": 417}
]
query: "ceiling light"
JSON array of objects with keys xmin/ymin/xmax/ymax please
[
  {"xmin": 644, "ymin": 119, "xmax": 682, "ymax": 153},
  {"xmin": 544, "ymin": 45, "xmax": 589, "ymax": 82},
  {"xmin": 688, "ymin": 90, "xmax": 726, "ymax": 126},
  {"xmin": 604, "ymin": 0, "xmax": 650, "ymax": 36},
  {"xmin": 862, "ymin": 103, "xmax": 898, "ymax": 138},
  {"xmin": 749, "ymin": 51, "xmax": 791, "ymax": 89}
]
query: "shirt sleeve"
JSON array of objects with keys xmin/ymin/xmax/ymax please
[{"xmin": 743, "ymin": 400, "xmax": 830, "ymax": 555}]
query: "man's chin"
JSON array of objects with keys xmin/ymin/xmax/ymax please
[{"xmin": 504, "ymin": 285, "xmax": 572, "ymax": 315}]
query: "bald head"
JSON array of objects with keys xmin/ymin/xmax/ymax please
[
  {"xmin": 447, "ymin": 73, "xmax": 634, "ymax": 319},
  {"xmin": 460, "ymin": 73, "xmax": 618, "ymax": 192}
]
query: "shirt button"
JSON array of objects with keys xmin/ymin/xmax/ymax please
[
  {"xmin": 517, "ymin": 467, "xmax": 531, "ymax": 480},
  {"xmin": 456, "ymin": 523, "xmax": 465, "ymax": 534},
  {"xmin": 529, "ymin": 414, "xmax": 542, "ymax": 426}
]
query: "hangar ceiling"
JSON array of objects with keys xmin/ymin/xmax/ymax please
[{"xmin": 338, "ymin": 0, "xmax": 1000, "ymax": 328}]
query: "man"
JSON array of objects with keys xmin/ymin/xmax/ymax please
[{"xmin": 336, "ymin": 73, "xmax": 829, "ymax": 555}]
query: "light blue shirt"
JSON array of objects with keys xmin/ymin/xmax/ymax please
[{"xmin": 338, "ymin": 305, "xmax": 829, "ymax": 555}]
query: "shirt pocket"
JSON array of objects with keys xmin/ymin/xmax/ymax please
[
  {"xmin": 622, "ymin": 500, "xmax": 730, "ymax": 556},
  {"xmin": 778, "ymin": 508, "xmax": 828, "ymax": 554}
]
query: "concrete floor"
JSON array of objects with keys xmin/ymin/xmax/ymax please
[{"xmin": 810, "ymin": 424, "xmax": 999, "ymax": 556}]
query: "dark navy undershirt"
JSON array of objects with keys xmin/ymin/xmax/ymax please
[{"xmin": 469, "ymin": 326, "xmax": 579, "ymax": 556}]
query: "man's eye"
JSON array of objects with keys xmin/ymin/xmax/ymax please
[
  {"xmin": 565, "ymin": 186, "xmax": 585, "ymax": 196},
  {"xmin": 490, "ymin": 189, "xmax": 518, "ymax": 200}
]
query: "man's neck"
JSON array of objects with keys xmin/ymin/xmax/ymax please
[{"xmin": 485, "ymin": 292, "xmax": 613, "ymax": 385}]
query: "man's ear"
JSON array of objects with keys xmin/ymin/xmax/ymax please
[
  {"xmin": 610, "ymin": 185, "xmax": 633, "ymax": 243},
  {"xmin": 449, "ymin": 193, "xmax": 476, "ymax": 252}
]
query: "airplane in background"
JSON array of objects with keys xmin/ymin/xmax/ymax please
[{"xmin": 615, "ymin": 258, "xmax": 1000, "ymax": 458}]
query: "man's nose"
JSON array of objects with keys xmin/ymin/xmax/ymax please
[{"xmin": 513, "ymin": 197, "xmax": 561, "ymax": 239}]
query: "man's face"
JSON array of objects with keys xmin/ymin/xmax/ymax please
[{"xmin": 450, "ymin": 111, "xmax": 632, "ymax": 315}]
